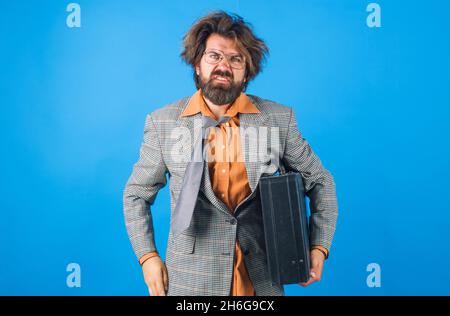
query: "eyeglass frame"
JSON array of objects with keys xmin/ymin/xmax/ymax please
[{"xmin": 202, "ymin": 49, "xmax": 246, "ymax": 70}]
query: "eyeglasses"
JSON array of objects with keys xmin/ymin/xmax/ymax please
[{"xmin": 203, "ymin": 49, "xmax": 246, "ymax": 70}]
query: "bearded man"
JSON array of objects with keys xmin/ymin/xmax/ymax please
[{"xmin": 123, "ymin": 11, "xmax": 338, "ymax": 296}]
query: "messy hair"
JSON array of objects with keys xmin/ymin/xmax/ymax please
[{"xmin": 181, "ymin": 11, "xmax": 269, "ymax": 89}]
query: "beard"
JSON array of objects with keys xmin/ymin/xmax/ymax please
[{"xmin": 198, "ymin": 70, "xmax": 245, "ymax": 105}]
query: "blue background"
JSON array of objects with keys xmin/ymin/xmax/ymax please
[{"xmin": 1, "ymin": 0, "xmax": 449, "ymax": 295}]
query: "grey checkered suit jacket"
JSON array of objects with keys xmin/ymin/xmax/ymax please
[{"xmin": 123, "ymin": 94, "xmax": 338, "ymax": 296}]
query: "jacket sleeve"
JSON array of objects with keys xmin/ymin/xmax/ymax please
[
  {"xmin": 282, "ymin": 108, "xmax": 338, "ymax": 251},
  {"xmin": 123, "ymin": 114, "xmax": 168, "ymax": 261}
]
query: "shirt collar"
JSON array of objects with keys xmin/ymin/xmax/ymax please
[{"xmin": 181, "ymin": 89, "xmax": 260, "ymax": 119}]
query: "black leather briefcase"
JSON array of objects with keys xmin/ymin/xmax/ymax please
[{"xmin": 259, "ymin": 165, "xmax": 311, "ymax": 285}]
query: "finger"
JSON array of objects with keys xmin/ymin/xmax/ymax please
[
  {"xmin": 162, "ymin": 266, "xmax": 169, "ymax": 292},
  {"xmin": 314, "ymin": 269, "xmax": 322, "ymax": 281},
  {"xmin": 311, "ymin": 263, "xmax": 323, "ymax": 281},
  {"xmin": 148, "ymin": 283, "xmax": 154, "ymax": 296},
  {"xmin": 155, "ymin": 269, "xmax": 166, "ymax": 296},
  {"xmin": 299, "ymin": 279, "xmax": 315, "ymax": 287},
  {"xmin": 299, "ymin": 274, "xmax": 317, "ymax": 287}
]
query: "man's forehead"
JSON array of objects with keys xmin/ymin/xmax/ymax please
[{"xmin": 205, "ymin": 34, "xmax": 242, "ymax": 55}]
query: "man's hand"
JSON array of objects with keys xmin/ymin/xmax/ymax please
[
  {"xmin": 141, "ymin": 256, "xmax": 169, "ymax": 296},
  {"xmin": 299, "ymin": 249, "xmax": 326, "ymax": 287}
]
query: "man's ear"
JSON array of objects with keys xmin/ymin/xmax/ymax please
[{"xmin": 195, "ymin": 64, "xmax": 200, "ymax": 76}]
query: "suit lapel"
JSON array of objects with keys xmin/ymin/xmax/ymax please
[{"xmin": 238, "ymin": 108, "xmax": 270, "ymax": 194}]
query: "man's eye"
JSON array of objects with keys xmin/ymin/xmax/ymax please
[
  {"xmin": 209, "ymin": 53, "xmax": 220, "ymax": 60},
  {"xmin": 231, "ymin": 56, "xmax": 243, "ymax": 63}
]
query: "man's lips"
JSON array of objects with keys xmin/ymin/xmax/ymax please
[{"xmin": 212, "ymin": 75, "xmax": 231, "ymax": 83}]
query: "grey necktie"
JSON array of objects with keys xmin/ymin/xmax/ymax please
[{"xmin": 171, "ymin": 115, "xmax": 232, "ymax": 238}]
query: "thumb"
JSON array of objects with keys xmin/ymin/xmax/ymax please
[{"xmin": 163, "ymin": 266, "xmax": 169, "ymax": 292}]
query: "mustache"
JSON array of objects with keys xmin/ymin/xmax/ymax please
[{"xmin": 210, "ymin": 70, "xmax": 233, "ymax": 81}]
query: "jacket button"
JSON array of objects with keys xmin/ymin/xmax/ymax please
[
  {"xmin": 243, "ymin": 248, "xmax": 250, "ymax": 255},
  {"xmin": 229, "ymin": 218, "xmax": 237, "ymax": 225}
]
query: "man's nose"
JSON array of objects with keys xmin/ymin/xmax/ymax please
[{"xmin": 216, "ymin": 57, "xmax": 233, "ymax": 71}]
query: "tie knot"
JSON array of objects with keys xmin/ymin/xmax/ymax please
[{"xmin": 202, "ymin": 115, "xmax": 231, "ymax": 129}]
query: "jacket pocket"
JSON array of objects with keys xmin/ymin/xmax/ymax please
[{"xmin": 171, "ymin": 233, "xmax": 195, "ymax": 254}]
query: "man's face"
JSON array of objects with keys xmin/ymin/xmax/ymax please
[{"xmin": 195, "ymin": 33, "xmax": 247, "ymax": 105}]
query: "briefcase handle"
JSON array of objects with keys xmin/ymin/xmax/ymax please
[
  {"xmin": 263, "ymin": 157, "xmax": 292, "ymax": 177},
  {"xmin": 273, "ymin": 158, "xmax": 287, "ymax": 176}
]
